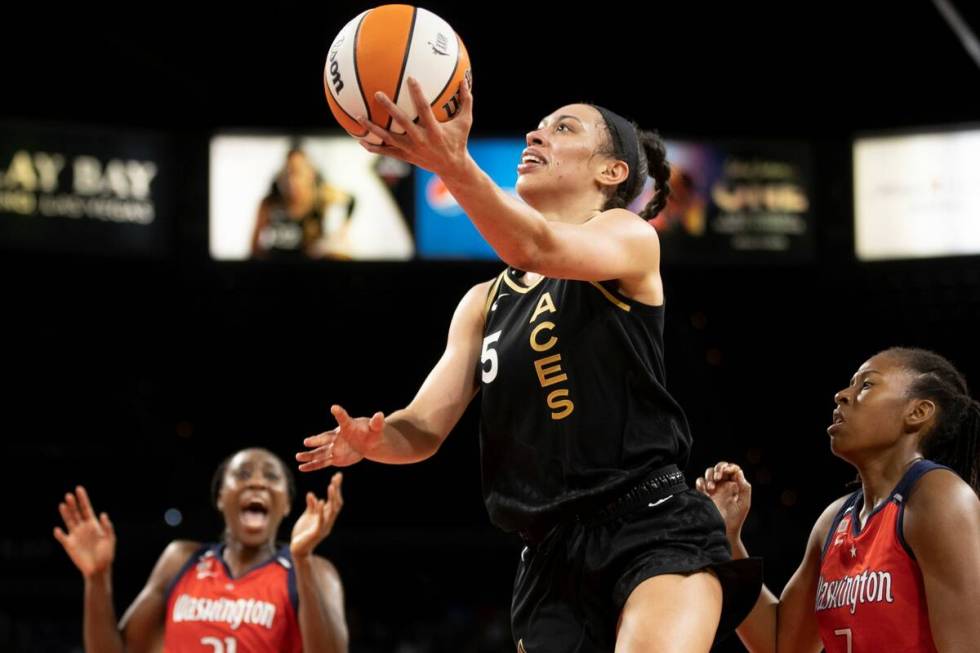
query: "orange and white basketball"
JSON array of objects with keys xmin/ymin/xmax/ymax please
[{"xmin": 324, "ymin": 4, "xmax": 472, "ymax": 144}]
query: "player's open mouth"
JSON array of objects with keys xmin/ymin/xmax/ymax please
[
  {"xmin": 828, "ymin": 409, "xmax": 845, "ymax": 435},
  {"xmin": 240, "ymin": 499, "xmax": 270, "ymax": 531},
  {"xmin": 518, "ymin": 149, "xmax": 548, "ymax": 174}
]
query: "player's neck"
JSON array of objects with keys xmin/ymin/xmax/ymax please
[
  {"xmin": 855, "ymin": 448, "xmax": 924, "ymax": 518},
  {"xmin": 222, "ymin": 539, "xmax": 277, "ymax": 576},
  {"xmin": 531, "ymin": 193, "xmax": 603, "ymax": 225}
]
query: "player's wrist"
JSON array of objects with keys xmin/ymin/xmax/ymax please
[
  {"xmin": 437, "ymin": 150, "xmax": 477, "ymax": 188},
  {"xmin": 290, "ymin": 549, "xmax": 317, "ymax": 570},
  {"xmin": 728, "ymin": 533, "xmax": 749, "ymax": 558},
  {"xmin": 84, "ymin": 566, "xmax": 112, "ymax": 586}
]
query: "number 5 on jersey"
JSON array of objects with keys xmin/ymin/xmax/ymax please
[{"xmin": 482, "ymin": 331, "xmax": 502, "ymax": 383}]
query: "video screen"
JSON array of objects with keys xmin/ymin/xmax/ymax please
[
  {"xmin": 0, "ymin": 122, "xmax": 172, "ymax": 257},
  {"xmin": 209, "ymin": 133, "xmax": 814, "ymax": 265},
  {"xmin": 414, "ymin": 139, "xmax": 524, "ymax": 260},
  {"xmin": 209, "ymin": 135, "xmax": 415, "ymax": 261},
  {"xmin": 854, "ymin": 127, "xmax": 980, "ymax": 261},
  {"xmin": 640, "ymin": 140, "xmax": 814, "ymax": 264}
]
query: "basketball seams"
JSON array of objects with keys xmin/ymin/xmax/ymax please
[
  {"xmin": 325, "ymin": 6, "xmax": 469, "ymax": 140},
  {"xmin": 324, "ymin": 14, "xmax": 368, "ymax": 137},
  {"xmin": 351, "ymin": 12, "xmax": 372, "ymax": 135},
  {"xmin": 388, "ymin": 6, "xmax": 419, "ymax": 132}
]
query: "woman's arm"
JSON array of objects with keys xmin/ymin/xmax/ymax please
[
  {"xmin": 297, "ymin": 279, "xmax": 491, "ymax": 471},
  {"xmin": 698, "ymin": 463, "xmax": 837, "ymax": 653},
  {"xmin": 357, "ymin": 80, "xmax": 660, "ymax": 282},
  {"xmin": 904, "ymin": 469, "xmax": 980, "ymax": 653},
  {"xmin": 291, "ymin": 474, "xmax": 348, "ymax": 653},
  {"xmin": 116, "ymin": 540, "xmax": 201, "ymax": 653},
  {"xmin": 55, "ymin": 487, "xmax": 195, "ymax": 653}
]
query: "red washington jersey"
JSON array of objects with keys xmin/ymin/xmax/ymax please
[
  {"xmin": 163, "ymin": 544, "xmax": 302, "ymax": 653},
  {"xmin": 815, "ymin": 460, "xmax": 945, "ymax": 652}
]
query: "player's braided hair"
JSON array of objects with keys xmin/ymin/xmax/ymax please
[
  {"xmin": 593, "ymin": 116, "xmax": 671, "ymax": 220},
  {"xmin": 885, "ymin": 347, "xmax": 980, "ymax": 493}
]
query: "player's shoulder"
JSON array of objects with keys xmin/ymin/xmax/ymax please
[
  {"xmin": 596, "ymin": 208, "xmax": 659, "ymax": 237},
  {"xmin": 809, "ymin": 494, "xmax": 855, "ymax": 549},
  {"xmin": 147, "ymin": 540, "xmax": 207, "ymax": 591},
  {"xmin": 903, "ymin": 468, "xmax": 980, "ymax": 562},
  {"xmin": 472, "ymin": 271, "xmax": 506, "ymax": 297},
  {"xmin": 456, "ymin": 272, "xmax": 506, "ymax": 317},
  {"xmin": 162, "ymin": 540, "xmax": 205, "ymax": 563},
  {"xmin": 906, "ymin": 468, "xmax": 979, "ymax": 522}
]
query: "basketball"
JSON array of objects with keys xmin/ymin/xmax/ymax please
[{"xmin": 324, "ymin": 4, "xmax": 471, "ymax": 144}]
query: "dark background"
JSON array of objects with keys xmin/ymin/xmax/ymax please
[{"xmin": 2, "ymin": 1, "xmax": 979, "ymax": 650}]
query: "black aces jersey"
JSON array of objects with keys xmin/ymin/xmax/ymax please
[{"xmin": 479, "ymin": 268, "xmax": 693, "ymax": 534}]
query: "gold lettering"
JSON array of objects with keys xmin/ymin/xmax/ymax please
[
  {"xmin": 0, "ymin": 191, "xmax": 37, "ymax": 215},
  {"xmin": 529, "ymin": 321, "xmax": 557, "ymax": 352},
  {"xmin": 534, "ymin": 354, "xmax": 567, "ymax": 387},
  {"xmin": 4, "ymin": 151, "xmax": 37, "ymax": 191},
  {"xmin": 547, "ymin": 389, "xmax": 574, "ymax": 420},
  {"xmin": 529, "ymin": 291, "xmax": 557, "ymax": 323}
]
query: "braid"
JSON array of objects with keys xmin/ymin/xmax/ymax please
[
  {"xmin": 923, "ymin": 395, "xmax": 980, "ymax": 489},
  {"xmin": 885, "ymin": 347, "xmax": 980, "ymax": 492},
  {"xmin": 638, "ymin": 130, "xmax": 671, "ymax": 220},
  {"xmin": 594, "ymin": 118, "xmax": 672, "ymax": 219}
]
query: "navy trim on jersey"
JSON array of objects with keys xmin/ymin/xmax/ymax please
[
  {"xmin": 213, "ymin": 542, "xmax": 290, "ymax": 580},
  {"xmin": 894, "ymin": 460, "xmax": 949, "ymax": 560},
  {"xmin": 163, "ymin": 543, "xmax": 212, "ymax": 604},
  {"xmin": 849, "ymin": 459, "xmax": 948, "ymax": 538},
  {"xmin": 821, "ymin": 492, "xmax": 861, "ymax": 559},
  {"xmin": 282, "ymin": 548, "xmax": 299, "ymax": 613}
]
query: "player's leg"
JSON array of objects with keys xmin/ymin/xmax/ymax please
[{"xmin": 615, "ymin": 571, "xmax": 722, "ymax": 653}]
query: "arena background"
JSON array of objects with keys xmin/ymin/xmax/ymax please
[{"xmin": 2, "ymin": 1, "xmax": 979, "ymax": 650}]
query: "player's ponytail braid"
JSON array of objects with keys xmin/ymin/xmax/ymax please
[
  {"xmin": 593, "ymin": 111, "xmax": 671, "ymax": 220},
  {"xmin": 885, "ymin": 347, "xmax": 980, "ymax": 493}
]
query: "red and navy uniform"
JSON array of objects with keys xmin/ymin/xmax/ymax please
[
  {"xmin": 816, "ymin": 460, "xmax": 946, "ymax": 652},
  {"xmin": 163, "ymin": 543, "xmax": 302, "ymax": 653}
]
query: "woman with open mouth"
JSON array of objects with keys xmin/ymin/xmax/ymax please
[{"xmin": 55, "ymin": 447, "xmax": 348, "ymax": 653}]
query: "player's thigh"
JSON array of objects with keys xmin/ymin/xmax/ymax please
[{"xmin": 615, "ymin": 571, "xmax": 722, "ymax": 653}]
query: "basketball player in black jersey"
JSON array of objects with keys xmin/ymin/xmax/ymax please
[{"xmin": 297, "ymin": 78, "xmax": 761, "ymax": 652}]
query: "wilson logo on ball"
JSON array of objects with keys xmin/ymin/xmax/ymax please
[{"xmin": 323, "ymin": 4, "xmax": 472, "ymax": 144}]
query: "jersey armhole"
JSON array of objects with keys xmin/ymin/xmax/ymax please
[
  {"xmin": 286, "ymin": 558, "xmax": 299, "ymax": 619},
  {"xmin": 482, "ymin": 271, "xmax": 506, "ymax": 319},
  {"xmin": 896, "ymin": 498, "xmax": 916, "ymax": 560},
  {"xmin": 895, "ymin": 460, "xmax": 949, "ymax": 560},
  {"xmin": 163, "ymin": 543, "xmax": 213, "ymax": 604}
]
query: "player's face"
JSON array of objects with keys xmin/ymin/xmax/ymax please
[
  {"xmin": 516, "ymin": 104, "xmax": 615, "ymax": 204},
  {"xmin": 217, "ymin": 449, "xmax": 291, "ymax": 547},
  {"xmin": 828, "ymin": 354, "xmax": 918, "ymax": 460},
  {"xmin": 283, "ymin": 152, "xmax": 316, "ymax": 201}
]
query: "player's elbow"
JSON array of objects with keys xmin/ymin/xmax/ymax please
[
  {"xmin": 393, "ymin": 407, "xmax": 448, "ymax": 462},
  {"xmin": 413, "ymin": 431, "xmax": 447, "ymax": 461}
]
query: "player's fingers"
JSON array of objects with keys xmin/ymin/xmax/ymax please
[
  {"xmin": 76, "ymin": 486, "xmax": 95, "ymax": 521},
  {"xmin": 303, "ymin": 430, "xmax": 337, "ymax": 449},
  {"xmin": 406, "ymin": 77, "xmax": 438, "ymax": 130},
  {"xmin": 100, "ymin": 513, "xmax": 114, "ymax": 538}
]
